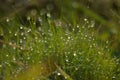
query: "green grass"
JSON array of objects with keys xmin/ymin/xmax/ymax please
[
  {"xmin": 0, "ymin": 15, "xmax": 119, "ymax": 80},
  {"xmin": 0, "ymin": 0, "xmax": 120, "ymax": 80}
]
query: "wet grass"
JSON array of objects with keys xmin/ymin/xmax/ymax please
[
  {"xmin": 0, "ymin": 0, "xmax": 120, "ymax": 80},
  {"xmin": 0, "ymin": 15, "xmax": 119, "ymax": 80}
]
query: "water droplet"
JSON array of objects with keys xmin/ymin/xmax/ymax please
[
  {"xmin": 0, "ymin": 65, "xmax": 2, "ymax": 67},
  {"xmin": 75, "ymin": 67, "xmax": 78, "ymax": 70},
  {"xmin": 112, "ymin": 76, "xmax": 116, "ymax": 79},
  {"xmin": 68, "ymin": 36, "xmax": 71, "ymax": 40},
  {"xmin": 14, "ymin": 33, "xmax": 17, "ymax": 36},
  {"xmin": 27, "ymin": 28, "xmax": 31, "ymax": 33},
  {"xmin": 6, "ymin": 54, "xmax": 9, "ymax": 57},
  {"xmin": 98, "ymin": 51, "xmax": 102, "ymax": 55},
  {"xmin": 9, "ymin": 30, "xmax": 12, "ymax": 34},
  {"xmin": 13, "ymin": 57, "xmax": 16, "ymax": 61},
  {"xmin": 72, "ymin": 28, "xmax": 75, "ymax": 31},
  {"xmin": 23, "ymin": 37, "xmax": 26, "ymax": 40},
  {"xmin": 20, "ymin": 26, "xmax": 23, "ymax": 30},
  {"xmin": 27, "ymin": 16, "xmax": 31, "ymax": 21},
  {"xmin": 66, "ymin": 59, "xmax": 69, "ymax": 62},
  {"xmin": 57, "ymin": 72, "xmax": 61, "ymax": 76},
  {"xmin": 85, "ymin": 35, "xmax": 88, "ymax": 38},
  {"xmin": 27, "ymin": 57, "xmax": 30, "ymax": 60},
  {"xmin": 84, "ymin": 18, "xmax": 87, "ymax": 22},
  {"xmin": 90, "ymin": 21, "xmax": 95, "ymax": 28},
  {"xmin": 21, "ymin": 32, "xmax": 24, "ymax": 36},
  {"xmin": 6, "ymin": 18, "xmax": 10, "ymax": 22},
  {"xmin": 65, "ymin": 76, "xmax": 68, "ymax": 79},
  {"xmin": 73, "ymin": 53, "xmax": 77, "ymax": 57},
  {"xmin": 20, "ymin": 39, "xmax": 23, "ymax": 43},
  {"xmin": 77, "ymin": 25, "xmax": 79, "ymax": 28},
  {"xmin": 20, "ymin": 47, "xmax": 23, "ymax": 50},
  {"xmin": 47, "ymin": 13, "xmax": 51, "ymax": 18}
]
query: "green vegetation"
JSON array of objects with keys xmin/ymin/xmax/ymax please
[{"xmin": 0, "ymin": 0, "xmax": 120, "ymax": 80}]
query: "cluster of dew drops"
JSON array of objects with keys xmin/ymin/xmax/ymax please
[{"xmin": 0, "ymin": 10, "xmax": 113, "ymax": 79}]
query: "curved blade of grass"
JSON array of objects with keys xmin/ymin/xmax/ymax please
[{"xmin": 55, "ymin": 63, "xmax": 73, "ymax": 80}]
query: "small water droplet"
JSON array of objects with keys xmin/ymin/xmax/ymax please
[
  {"xmin": 57, "ymin": 72, "xmax": 61, "ymax": 76},
  {"xmin": 27, "ymin": 16, "xmax": 31, "ymax": 21},
  {"xmin": 6, "ymin": 18, "xmax": 10, "ymax": 22},
  {"xmin": 73, "ymin": 53, "xmax": 77, "ymax": 57},
  {"xmin": 20, "ymin": 39, "xmax": 23, "ymax": 43},
  {"xmin": 6, "ymin": 54, "xmax": 9, "ymax": 57},
  {"xmin": 47, "ymin": 13, "xmax": 51, "ymax": 18},
  {"xmin": 65, "ymin": 76, "xmax": 68, "ymax": 79},
  {"xmin": 84, "ymin": 18, "xmax": 87, "ymax": 22},
  {"xmin": 13, "ymin": 57, "xmax": 16, "ymax": 61},
  {"xmin": 0, "ymin": 65, "xmax": 2, "ymax": 67},
  {"xmin": 66, "ymin": 59, "xmax": 69, "ymax": 62},
  {"xmin": 21, "ymin": 32, "xmax": 24, "ymax": 36},
  {"xmin": 68, "ymin": 36, "xmax": 71, "ymax": 40},
  {"xmin": 9, "ymin": 31, "xmax": 12, "ymax": 34},
  {"xmin": 112, "ymin": 76, "xmax": 116, "ymax": 79},
  {"xmin": 27, "ymin": 57, "xmax": 30, "ymax": 60},
  {"xmin": 20, "ymin": 47, "xmax": 23, "ymax": 50},
  {"xmin": 27, "ymin": 28, "xmax": 31, "ymax": 33},
  {"xmin": 14, "ymin": 33, "xmax": 17, "ymax": 36},
  {"xmin": 20, "ymin": 26, "xmax": 23, "ymax": 30},
  {"xmin": 23, "ymin": 37, "xmax": 26, "ymax": 40},
  {"xmin": 77, "ymin": 25, "xmax": 79, "ymax": 28}
]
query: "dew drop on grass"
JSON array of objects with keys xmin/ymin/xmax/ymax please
[
  {"xmin": 9, "ymin": 30, "xmax": 12, "ymax": 34},
  {"xmin": 6, "ymin": 18, "xmax": 10, "ymax": 22},
  {"xmin": 38, "ymin": 17, "xmax": 42, "ymax": 22},
  {"xmin": 72, "ymin": 28, "xmax": 75, "ymax": 31},
  {"xmin": 84, "ymin": 18, "xmax": 87, "ymax": 22},
  {"xmin": 27, "ymin": 57, "xmax": 30, "ymax": 60},
  {"xmin": 20, "ymin": 39, "xmax": 23, "ymax": 44},
  {"xmin": 68, "ymin": 36, "xmax": 71, "ymax": 40},
  {"xmin": 27, "ymin": 29, "xmax": 31, "ymax": 33},
  {"xmin": 85, "ymin": 35, "xmax": 88, "ymax": 38},
  {"xmin": 14, "ymin": 33, "xmax": 17, "ymax": 36},
  {"xmin": 66, "ymin": 59, "xmax": 69, "ymax": 62},
  {"xmin": 23, "ymin": 37, "xmax": 26, "ymax": 40},
  {"xmin": 75, "ymin": 67, "xmax": 78, "ymax": 71},
  {"xmin": 57, "ymin": 72, "xmax": 61, "ymax": 76},
  {"xmin": 20, "ymin": 26, "xmax": 23, "ymax": 30},
  {"xmin": 65, "ymin": 76, "xmax": 68, "ymax": 79},
  {"xmin": 73, "ymin": 53, "xmax": 77, "ymax": 57},
  {"xmin": 47, "ymin": 13, "xmax": 51, "ymax": 18},
  {"xmin": 27, "ymin": 16, "xmax": 31, "ymax": 21},
  {"xmin": 21, "ymin": 32, "xmax": 24, "ymax": 36},
  {"xmin": 0, "ymin": 65, "xmax": 2, "ymax": 67},
  {"xmin": 9, "ymin": 42, "xmax": 12, "ymax": 45},
  {"xmin": 20, "ymin": 47, "xmax": 23, "ymax": 50},
  {"xmin": 6, "ymin": 54, "xmax": 9, "ymax": 57},
  {"xmin": 77, "ymin": 25, "xmax": 79, "ymax": 28},
  {"xmin": 13, "ymin": 57, "xmax": 16, "ymax": 61}
]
